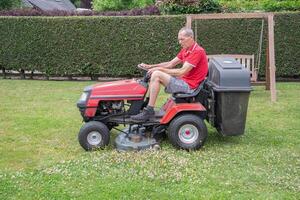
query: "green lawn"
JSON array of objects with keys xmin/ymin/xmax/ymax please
[{"xmin": 0, "ymin": 79, "xmax": 299, "ymax": 199}]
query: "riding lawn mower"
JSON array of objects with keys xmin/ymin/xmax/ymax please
[{"xmin": 76, "ymin": 57, "xmax": 252, "ymax": 151}]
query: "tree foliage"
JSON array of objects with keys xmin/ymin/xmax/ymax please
[
  {"xmin": 0, "ymin": 0, "xmax": 21, "ymax": 10},
  {"xmin": 92, "ymin": 0, "xmax": 155, "ymax": 11}
]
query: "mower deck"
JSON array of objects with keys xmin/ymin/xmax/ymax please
[{"xmin": 115, "ymin": 132, "xmax": 159, "ymax": 151}]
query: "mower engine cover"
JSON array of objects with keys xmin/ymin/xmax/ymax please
[{"xmin": 77, "ymin": 79, "xmax": 147, "ymax": 119}]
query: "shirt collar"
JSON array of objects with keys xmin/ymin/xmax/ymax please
[{"xmin": 186, "ymin": 42, "xmax": 197, "ymax": 53}]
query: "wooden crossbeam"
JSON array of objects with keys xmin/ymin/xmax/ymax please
[{"xmin": 187, "ymin": 13, "xmax": 269, "ymax": 20}]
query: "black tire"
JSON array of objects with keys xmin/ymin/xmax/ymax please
[
  {"xmin": 168, "ymin": 114, "xmax": 207, "ymax": 150},
  {"xmin": 78, "ymin": 121, "xmax": 110, "ymax": 151}
]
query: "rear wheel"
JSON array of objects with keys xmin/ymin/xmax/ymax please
[
  {"xmin": 168, "ymin": 114, "xmax": 207, "ymax": 150},
  {"xmin": 78, "ymin": 121, "xmax": 110, "ymax": 151}
]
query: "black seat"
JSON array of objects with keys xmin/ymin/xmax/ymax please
[{"xmin": 172, "ymin": 79, "xmax": 207, "ymax": 99}]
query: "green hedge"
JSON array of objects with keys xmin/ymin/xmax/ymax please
[
  {"xmin": 194, "ymin": 12, "xmax": 300, "ymax": 77},
  {"xmin": 0, "ymin": 13, "xmax": 299, "ymax": 78},
  {"xmin": 0, "ymin": 16, "xmax": 185, "ymax": 77},
  {"xmin": 274, "ymin": 12, "xmax": 300, "ymax": 77}
]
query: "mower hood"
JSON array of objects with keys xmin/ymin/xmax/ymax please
[{"xmin": 89, "ymin": 79, "xmax": 147, "ymax": 100}]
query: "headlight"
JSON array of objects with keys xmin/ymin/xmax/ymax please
[{"xmin": 79, "ymin": 92, "xmax": 88, "ymax": 102}]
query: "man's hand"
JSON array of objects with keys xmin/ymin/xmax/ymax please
[
  {"xmin": 140, "ymin": 63, "xmax": 153, "ymax": 69},
  {"xmin": 137, "ymin": 64, "xmax": 148, "ymax": 71},
  {"xmin": 147, "ymin": 67, "xmax": 162, "ymax": 75}
]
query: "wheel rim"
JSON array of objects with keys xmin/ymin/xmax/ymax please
[
  {"xmin": 87, "ymin": 131, "xmax": 102, "ymax": 145},
  {"xmin": 178, "ymin": 124, "xmax": 199, "ymax": 144}
]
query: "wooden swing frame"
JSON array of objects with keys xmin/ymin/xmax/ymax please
[{"xmin": 186, "ymin": 13, "xmax": 277, "ymax": 102}]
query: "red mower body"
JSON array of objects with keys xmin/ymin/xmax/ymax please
[
  {"xmin": 83, "ymin": 79, "xmax": 147, "ymax": 117},
  {"xmin": 160, "ymin": 99, "xmax": 206, "ymax": 124},
  {"xmin": 90, "ymin": 79, "xmax": 147, "ymax": 99},
  {"xmin": 78, "ymin": 78, "xmax": 206, "ymax": 122}
]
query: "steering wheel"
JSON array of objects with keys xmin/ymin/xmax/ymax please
[{"xmin": 137, "ymin": 64, "xmax": 150, "ymax": 83}]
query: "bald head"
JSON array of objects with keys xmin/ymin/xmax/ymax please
[
  {"xmin": 179, "ymin": 27, "xmax": 194, "ymax": 39},
  {"xmin": 178, "ymin": 27, "xmax": 195, "ymax": 49}
]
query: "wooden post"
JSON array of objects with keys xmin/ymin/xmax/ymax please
[
  {"xmin": 20, "ymin": 69, "xmax": 25, "ymax": 79},
  {"xmin": 267, "ymin": 14, "xmax": 277, "ymax": 102},
  {"xmin": 265, "ymin": 46, "xmax": 270, "ymax": 90},
  {"xmin": 186, "ymin": 15, "xmax": 192, "ymax": 29},
  {"xmin": 30, "ymin": 71, "xmax": 34, "ymax": 79},
  {"xmin": 1, "ymin": 67, "xmax": 6, "ymax": 79}
]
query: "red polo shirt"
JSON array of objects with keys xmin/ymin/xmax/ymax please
[{"xmin": 176, "ymin": 42, "xmax": 208, "ymax": 89}]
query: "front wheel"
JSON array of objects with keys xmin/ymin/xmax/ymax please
[
  {"xmin": 168, "ymin": 114, "xmax": 207, "ymax": 150},
  {"xmin": 78, "ymin": 121, "xmax": 110, "ymax": 151}
]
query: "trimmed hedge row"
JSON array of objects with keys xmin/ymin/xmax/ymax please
[
  {"xmin": 274, "ymin": 12, "xmax": 300, "ymax": 77},
  {"xmin": 0, "ymin": 16, "xmax": 185, "ymax": 77},
  {"xmin": 0, "ymin": 13, "xmax": 299, "ymax": 78}
]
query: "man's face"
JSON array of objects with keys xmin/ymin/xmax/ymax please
[{"xmin": 178, "ymin": 31, "xmax": 193, "ymax": 49}]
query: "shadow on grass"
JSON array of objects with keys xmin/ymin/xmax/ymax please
[{"xmin": 97, "ymin": 123, "xmax": 246, "ymax": 152}]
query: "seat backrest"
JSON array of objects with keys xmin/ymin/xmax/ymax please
[{"xmin": 172, "ymin": 79, "xmax": 207, "ymax": 99}]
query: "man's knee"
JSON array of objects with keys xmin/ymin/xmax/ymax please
[
  {"xmin": 150, "ymin": 70, "xmax": 171, "ymax": 86},
  {"xmin": 151, "ymin": 71, "xmax": 163, "ymax": 81},
  {"xmin": 151, "ymin": 70, "xmax": 163, "ymax": 77}
]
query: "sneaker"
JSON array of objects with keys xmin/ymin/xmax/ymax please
[{"xmin": 131, "ymin": 107, "xmax": 155, "ymax": 122}]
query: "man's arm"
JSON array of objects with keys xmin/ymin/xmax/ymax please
[
  {"xmin": 153, "ymin": 62, "xmax": 193, "ymax": 77},
  {"xmin": 141, "ymin": 57, "xmax": 181, "ymax": 69}
]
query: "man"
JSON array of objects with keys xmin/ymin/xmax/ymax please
[{"xmin": 131, "ymin": 27, "xmax": 208, "ymax": 121}]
